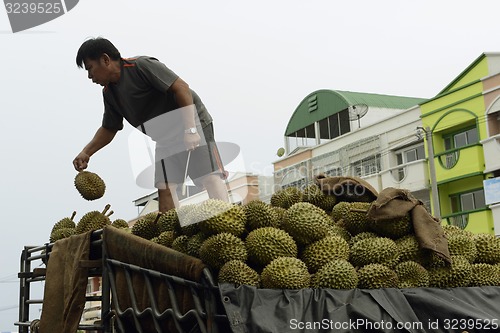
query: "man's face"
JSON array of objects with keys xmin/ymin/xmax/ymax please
[{"xmin": 83, "ymin": 56, "xmax": 112, "ymax": 86}]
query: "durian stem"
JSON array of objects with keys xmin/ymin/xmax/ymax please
[
  {"xmin": 70, "ymin": 211, "xmax": 77, "ymax": 221},
  {"xmin": 350, "ymin": 208, "xmax": 369, "ymax": 213},
  {"xmin": 101, "ymin": 204, "xmax": 111, "ymax": 216},
  {"xmin": 153, "ymin": 212, "xmax": 162, "ymax": 225},
  {"xmin": 106, "ymin": 210, "xmax": 114, "ymax": 218}
]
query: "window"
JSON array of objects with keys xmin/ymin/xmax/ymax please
[
  {"xmin": 450, "ymin": 189, "xmax": 486, "ymax": 213},
  {"xmin": 351, "ymin": 155, "xmax": 381, "ymax": 177},
  {"xmin": 444, "ymin": 127, "xmax": 478, "ymax": 150},
  {"xmin": 317, "ymin": 109, "xmax": 350, "ymax": 141},
  {"xmin": 394, "ymin": 144, "xmax": 425, "ymax": 181}
]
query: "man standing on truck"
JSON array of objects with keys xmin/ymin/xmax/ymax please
[{"xmin": 73, "ymin": 37, "xmax": 229, "ymax": 212}]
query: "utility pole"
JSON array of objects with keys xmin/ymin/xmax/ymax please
[{"xmin": 422, "ymin": 126, "xmax": 441, "ymax": 219}]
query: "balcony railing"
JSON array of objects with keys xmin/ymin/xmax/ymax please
[
  {"xmin": 380, "ymin": 160, "xmax": 429, "ymax": 192},
  {"xmin": 434, "ymin": 144, "xmax": 484, "ymax": 183},
  {"xmin": 481, "ymin": 133, "xmax": 500, "ymax": 173},
  {"xmin": 442, "ymin": 209, "xmax": 493, "ymax": 234}
]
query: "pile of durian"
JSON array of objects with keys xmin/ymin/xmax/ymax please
[
  {"xmin": 49, "ymin": 182, "xmax": 500, "ymax": 290},
  {"xmin": 129, "ymin": 185, "xmax": 500, "ymax": 290}
]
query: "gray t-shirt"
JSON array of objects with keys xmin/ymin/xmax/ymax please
[{"xmin": 101, "ymin": 56, "xmax": 213, "ymax": 131}]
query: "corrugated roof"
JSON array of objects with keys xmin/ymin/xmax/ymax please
[{"xmin": 285, "ymin": 89, "xmax": 425, "ymax": 136}]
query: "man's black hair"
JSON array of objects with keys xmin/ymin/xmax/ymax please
[{"xmin": 76, "ymin": 37, "xmax": 121, "ymax": 68}]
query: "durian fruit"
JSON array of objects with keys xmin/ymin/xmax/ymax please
[
  {"xmin": 246, "ymin": 227, "xmax": 297, "ymax": 268},
  {"xmin": 176, "ymin": 204, "xmax": 200, "ymax": 232},
  {"xmin": 131, "ymin": 212, "xmax": 161, "ymax": 240},
  {"xmin": 171, "ymin": 235, "xmax": 190, "ymax": 254},
  {"xmin": 76, "ymin": 204, "xmax": 113, "ymax": 234},
  {"xmin": 428, "ymin": 255, "xmax": 472, "ymax": 288},
  {"xmin": 199, "ymin": 233, "xmax": 247, "ymax": 270},
  {"xmin": 151, "ymin": 231, "xmax": 177, "ymax": 248},
  {"xmin": 51, "ymin": 211, "xmax": 77, "ymax": 234},
  {"xmin": 243, "ymin": 200, "xmax": 279, "ymax": 231},
  {"xmin": 473, "ymin": 233, "xmax": 500, "ymax": 264},
  {"xmin": 218, "ymin": 260, "xmax": 260, "ymax": 287},
  {"xmin": 272, "ymin": 207, "xmax": 287, "ymax": 228},
  {"xmin": 157, "ymin": 209, "xmax": 181, "ymax": 234},
  {"xmin": 332, "ymin": 202, "xmax": 372, "ymax": 235},
  {"xmin": 302, "ymin": 184, "xmax": 336, "ymax": 213},
  {"xmin": 357, "ymin": 264, "xmax": 399, "ymax": 289},
  {"xmin": 301, "ymin": 236, "xmax": 349, "ymax": 273},
  {"xmin": 469, "ymin": 263, "xmax": 500, "ymax": 287},
  {"xmin": 282, "ymin": 202, "xmax": 333, "ymax": 246},
  {"xmin": 442, "ymin": 224, "xmax": 473, "ymax": 238},
  {"xmin": 349, "ymin": 232, "xmax": 378, "ymax": 247},
  {"xmin": 395, "ymin": 261, "xmax": 429, "ymax": 288},
  {"xmin": 350, "ymin": 237, "xmax": 400, "ymax": 268},
  {"xmin": 186, "ymin": 232, "xmax": 207, "ymax": 257},
  {"xmin": 270, "ymin": 187, "xmax": 303, "ymax": 209},
  {"xmin": 197, "ymin": 199, "xmax": 246, "ymax": 237},
  {"xmin": 74, "ymin": 170, "xmax": 106, "ymax": 200},
  {"xmin": 50, "ymin": 227, "xmax": 77, "ymax": 243},
  {"xmin": 369, "ymin": 214, "xmax": 413, "ymax": 239},
  {"xmin": 395, "ymin": 235, "xmax": 429, "ymax": 265},
  {"xmin": 325, "ymin": 224, "xmax": 352, "ymax": 243},
  {"xmin": 311, "ymin": 259, "xmax": 358, "ymax": 289},
  {"xmin": 111, "ymin": 219, "xmax": 129, "ymax": 229},
  {"xmin": 260, "ymin": 257, "xmax": 310, "ymax": 289},
  {"xmin": 447, "ymin": 233, "xmax": 477, "ymax": 263}
]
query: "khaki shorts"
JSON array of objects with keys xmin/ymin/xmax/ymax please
[{"xmin": 154, "ymin": 123, "xmax": 224, "ymax": 186}]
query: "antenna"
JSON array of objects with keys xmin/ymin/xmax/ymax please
[{"xmin": 348, "ymin": 104, "xmax": 369, "ymax": 128}]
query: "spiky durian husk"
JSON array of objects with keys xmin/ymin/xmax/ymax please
[
  {"xmin": 151, "ymin": 231, "xmax": 177, "ymax": 248},
  {"xmin": 270, "ymin": 187, "xmax": 303, "ymax": 209},
  {"xmin": 157, "ymin": 209, "xmax": 181, "ymax": 234},
  {"xmin": 395, "ymin": 261, "xmax": 429, "ymax": 288},
  {"xmin": 302, "ymin": 184, "xmax": 336, "ymax": 213},
  {"xmin": 199, "ymin": 233, "xmax": 247, "ymax": 270},
  {"xmin": 325, "ymin": 223, "xmax": 352, "ymax": 243},
  {"xmin": 357, "ymin": 264, "xmax": 399, "ymax": 289},
  {"xmin": 76, "ymin": 205, "xmax": 112, "ymax": 234},
  {"xmin": 243, "ymin": 200, "xmax": 279, "ymax": 231},
  {"xmin": 111, "ymin": 219, "xmax": 129, "ymax": 229},
  {"xmin": 51, "ymin": 211, "xmax": 77, "ymax": 235},
  {"xmin": 395, "ymin": 235, "xmax": 429, "ymax": 265},
  {"xmin": 301, "ymin": 236, "xmax": 350, "ymax": 273},
  {"xmin": 218, "ymin": 260, "xmax": 260, "ymax": 287},
  {"xmin": 131, "ymin": 212, "xmax": 161, "ymax": 240},
  {"xmin": 469, "ymin": 263, "xmax": 500, "ymax": 287},
  {"xmin": 171, "ymin": 235, "xmax": 190, "ymax": 254},
  {"xmin": 197, "ymin": 199, "xmax": 246, "ymax": 237},
  {"xmin": 282, "ymin": 202, "xmax": 332, "ymax": 246},
  {"xmin": 349, "ymin": 232, "xmax": 378, "ymax": 247},
  {"xmin": 350, "ymin": 237, "xmax": 400, "ymax": 268},
  {"xmin": 332, "ymin": 202, "xmax": 372, "ymax": 235},
  {"xmin": 261, "ymin": 257, "xmax": 310, "ymax": 289},
  {"xmin": 311, "ymin": 259, "xmax": 358, "ymax": 289},
  {"xmin": 50, "ymin": 227, "xmax": 77, "ymax": 243},
  {"xmin": 186, "ymin": 232, "xmax": 207, "ymax": 257},
  {"xmin": 246, "ymin": 227, "xmax": 297, "ymax": 268},
  {"xmin": 74, "ymin": 170, "xmax": 106, "ymax": 200},
  {"xmin": 447, "ymin": 233, "xmax": 477, "ymax": 263},
  {"xmin": 428, "ymin": 255, "xmax": 472, "ymax": 288},
  {"xmin": 473, "ymin": 233, "xmax": 500, "ymax": 264}
]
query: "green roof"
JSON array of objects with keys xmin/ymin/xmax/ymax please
[{"xmin": 285, "ymin": 89, "xmax": 426, "ymax": 136}]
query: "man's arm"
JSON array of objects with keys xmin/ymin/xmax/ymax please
[
  {"xmin": 73, "ymin": 126, "xmax": 118, "ymax": 171},
  {"xmin": 169, "ymin": 77, "xmax": 200, "ymax": 150}
]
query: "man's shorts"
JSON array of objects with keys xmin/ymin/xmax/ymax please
[{"xmin": 154, "ymin": 123, "xmax": 224, "ymax": 187}]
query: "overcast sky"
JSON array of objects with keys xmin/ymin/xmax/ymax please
[{"xmin": 1, "ymin": 0, "xmax": 500, "ymax": 330}]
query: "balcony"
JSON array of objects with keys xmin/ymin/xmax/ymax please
[
  {"xmin": 481, "ymin": 134, "xmax": 500, "ymax": 173},
  {"xmin": 442, "ymin": 209, "xmax": 493, "ymax": 234},
  {"xmin": 379, "ymin": 160, "xmax": 429, "ymax": 192},
  {"xmin": 434, "ymin": 144, "xmax": 484, "ymax": 183}
]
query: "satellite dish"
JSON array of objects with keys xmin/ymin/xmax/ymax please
[
  {"xmin": 277, "ymin": 147, "xmax": 285, "ymax": 157},
  {"xmin": 348, "ymin": 104, "xmax": 369, "ymax": 128}
]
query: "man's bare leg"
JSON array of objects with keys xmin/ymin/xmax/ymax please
[
  {"xmin": 202, "ymin": 174, "xmax": 229, "ymax": 202},
  {"xmin": 158, "ymin": 182, "xmax": 179, "ymax": 212}
]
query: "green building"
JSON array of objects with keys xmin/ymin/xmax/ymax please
[{"xmin": 420, "ymin": 53, "xmax": 500, "ymax": 234}]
